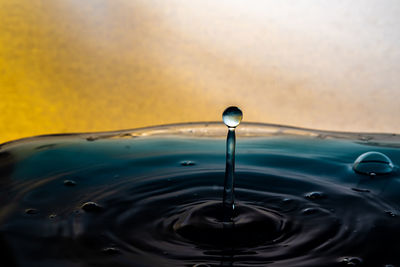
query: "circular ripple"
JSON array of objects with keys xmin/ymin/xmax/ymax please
[{"xmin": 42, "ymin": 169, "xmax": 397, "ymax": 266}]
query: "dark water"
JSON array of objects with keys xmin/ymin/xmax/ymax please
[{"xmin": 1, "ymin": 123, "xmax": 400, "ymax": 267}]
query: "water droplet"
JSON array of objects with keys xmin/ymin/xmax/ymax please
[
  {"xmin": 86, "ymin": 136, "xmax": 97, "ymax": 141},
  {"xmin": 25, "ymin": 208, "xmax": 38, "ymax": 214},
  {"xmin": 339, "ymin": 257, "xmax": 363, "ymax": 265},
  {"xmin": 49, "ymin": 214, "xmax": 57, "ymax": 219},
  {"xmin": 385, "ymin": 210, "xmax": 396, "ymax": 217},
  {"xmin": 282, "ymin": 197, "xmax": 292, "ymax": 203},
  {"xmin": 302, "ymin": 208, "xmax": 318, "ymax": 215},
  {"xmin": 353, "ymin": 151, "xmax": 394, "ymax": 175},
  {"xmin": 193, "ymin": 264, "xmax": 211, "ymax": 267},
  {"xmin": 101, "ymin": 247, "xmax": 120, "ymax": 255},
  {"xmin": 222, "ymin": 106, "xmax": 243, "ymax": 128},
  {"xmin": 81, "ymin": 202, "xmax": 103, "ymax": 213},
  {"xmin": 351, "ymin": 188, "xmax": 370, "ymax": 193},
  {"xmin": 35, "ymin": 144, "xmax": 56, "ymax": 150},
  {"xmin": 305, "ymin": 191, "xmax": 325, "ymax": 200},
  {"xmin": 63, "ymin": 180, "xmax": 76, "ymax": 186},
  {"xmin": 180, "ymin": 160, "xmax": 195, "ymax": 166}
]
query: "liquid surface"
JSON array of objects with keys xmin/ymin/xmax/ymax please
[{"xmin": 1, "ymin": 123, "xmax": 400, "ymax": 267}]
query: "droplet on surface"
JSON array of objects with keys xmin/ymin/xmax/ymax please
[
  {"xmin": 385, "ymin": 211, "xmax": 396, "ymax": 217},
  {"xmin": 302, "ymin": 208, "xmax": 319, "ymax": 215},
  {"xmin": 25, "ymin": 208, "xmax": 38, "ymax": 215},
  {"xmin": 193, "ymin": 264, "xmax": 211, "ymax": 267},
  {"xmin": 49, "ymin": 214, "xmax": 57, "ymax": 219},
  {"xmin": 81, "ymin": 202, "xmax": 103, "ymax": 213},
  {"xmin": 63, "ymin": 180, "xmax": 76, "ymax": 186},
  {"xmin": 305, "ymin": 191, "xmax": 325, "ymax": 200},
  {"xmin": 351, "ymin": 188, "xmax": 370, "ymax": 193},
  {"xmin": 353, "ymin": 151, "xmax": 394, "ymax": 175},
  {"xmin": 222, "ymin": 106, "xmax": 243, "ymax": 128},
  {"xmin": 101, "ymin": 247, "xmax": 120, "ymax": 255},
  {"xmin": 282, "ymin": 197, "xmax": 292, "ymax": 203},
  {"xmin": 339, "ymin": 257, "xmax": 363, "ymax": 265},
  {"xmin": 180, "ymin": 160, "xmax": 195, "ymax": 166}
]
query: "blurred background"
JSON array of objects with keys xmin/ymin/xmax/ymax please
[{"xmin": 1, "ymin": 0, "xmax": 399, "ymax": 143}]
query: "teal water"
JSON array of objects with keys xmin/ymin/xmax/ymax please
[{"xmin": 0, "ymin": 123, "xmax": 400, "ymax": 266}]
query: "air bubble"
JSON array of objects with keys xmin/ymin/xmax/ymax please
[
  {"xmin": 339, "ymin": 257, "xmax": 363, "ymax": 265},
  {"xmin": 180, "ymin": 160, "xmax": 195, "ymax": 166},
  {"xmin": 302, "ymin": 208, "xmax": 318, "ymax": 215},
  {"xmin": 305, "ymin": 191, "xmax": 325, "ymax": 200},
  {"xmin": 353, "ymin": 151, "xmax": 394, "ymax": 175},
  {"xmin": 63, "ymin": 180, "xmax": 76, "ymax": 186},
  {"xmin": 385, "ymin": 211, "xmax": 396, "ymax": 217},
  {"xmin": 101, "ymin": 247, "xmax": 120, "ymax": 255},
  {"xmin": 193, "ymin": 264, "xmax": 211, "ymax": 267},
  {"xmin": 25, "ymin": 208, "xmax": 38, "ymax": 214},
  {"xmin": 81, "ymin": 202, "xmax": 103, "ymax": 213},
  {"xmin": 282, "ymin": 197, "xmax": 292, "ymax": 203},
  {"xmin": 351, "ymin": 188, "xmax": 370, "ymax": 193}
]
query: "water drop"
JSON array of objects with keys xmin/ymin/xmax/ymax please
[
  {"xmin": 81, "ymin": 202, "xmax": 103, "ymax": 213},
  {"xmin": 49, "ymin": 214, "xmax": 57, "ymax": 219},
  {"xmin": 222, "ymin": 106, "xmax": 243, "ymax": 128},
  {"xmin": 193, "ymin": 264, "xmax": 211, "ymax": 267},
  {"xmin": 305, "ymin": 191, "xmax": 325, "ymax": 200},
  {"xmin": 101, "ymin": 247, "xmax": 120, "ymax": 255},
  {"xmin": 282, "ymin": 197, "xmax": 292, "ymax": 203},
  {"xmin": 63, "ymin": 179, "xmax": 76, "ymax": 186},
  {"xmin": 25, "ymin": 208, "xmax": 38, "ymax": 214},
  {"xmin": 353, "ymin": 151, "xmax": 394, "ymax": 175},
  {"xmin": 180, "ymin": 160, "xmax": 195, "ymax": 166},
  {"xmin": 351, "ymin": 188, "xmax": 370, "ymax": 193},
  {"xmin": 385, "ymin": 210, "xmax": 396, "ymax": 217},
  {"xmin": 302, "ymin": 208, "xmax": 319, "ymax": 215},
  {"xmin": 35, "ymin": 144, "xmax": 56, "ymax": 150},
  {"xmin": 339, "ymin": 257, "xmax": 363, "ymax": 265}
]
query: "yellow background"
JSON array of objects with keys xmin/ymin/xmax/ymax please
[{"xmin": 1, "ymin": 0, "xmax": 400, "ymax": 143}]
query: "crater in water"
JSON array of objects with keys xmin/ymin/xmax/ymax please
[{"xmin": 0, "ymin": 122, "xmax": 400, "ymax": 266}]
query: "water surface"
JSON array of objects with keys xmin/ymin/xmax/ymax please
[{"xmin": 1, "ymin": 123, "xmax": 400, "ymax": 266}]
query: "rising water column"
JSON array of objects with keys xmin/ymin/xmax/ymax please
[{"xmin": 222, "ymin": 106, "xmax": 243, "ymax": 217}]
